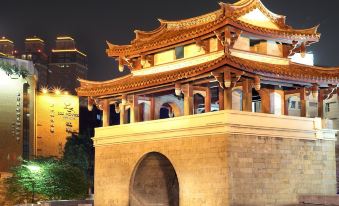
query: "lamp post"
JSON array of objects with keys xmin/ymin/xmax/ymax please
[{"xmin": 24, "ymin": 164, "xmax": 41, "ymax": 203}]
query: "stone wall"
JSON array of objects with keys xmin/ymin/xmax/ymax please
[
  {"xmin": 93, "ymin": 110, "xmax": 337, "ymax": 206},
  {"xmin": 227, "ymin": 135, "xmax": 336, "ymax": 206},
  {"xmin": 95, "ymin": 135, "xmax": 229, "ymax": 206},
  {"xmin": 95, "ymin": 135, "xmax": 336, "ymax": 206}
]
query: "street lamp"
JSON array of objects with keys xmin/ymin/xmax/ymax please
[{"xmin": 24, "ymin": 164, "xmax": 41, "ymax": 203}]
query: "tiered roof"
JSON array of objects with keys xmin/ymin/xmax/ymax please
[
  {"xmin": 106, "ymin": 0, "xmax": 320, "ymax": 58},
  {"xmin": 77, "ymin": 0, "xmax": 338, "ymax": 97}
]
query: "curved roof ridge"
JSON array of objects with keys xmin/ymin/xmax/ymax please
[
  {"xmin": 158, "ymin": 7, "xmax": 224, "ymax": 29},
  {"xmin": 133, "ymin": 23, "xmax": 168, "ymax": 43},
  {"xmin": 78, "ymin": 74, "xmax": 133, "ymax": 86},
  {"xmin": 292, "ymin": 24, "xmax": 320, "ymax": 35},
  {"xmin": 230, "ymin": 0, "xmax": 284, "ymax": 19}
]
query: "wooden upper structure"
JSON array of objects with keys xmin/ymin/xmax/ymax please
[{"xmin": 77, "ymin": 0, "xmax": 338, "ymax": 99}]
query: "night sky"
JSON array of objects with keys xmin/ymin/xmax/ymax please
[{"xmin": 0, "ymin": 0, "xmax": 338, "ymax": 81}]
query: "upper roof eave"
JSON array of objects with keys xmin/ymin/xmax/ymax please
[{"xmin": 77, "ymin": 54, "xmax": 339, "ymax": 97}]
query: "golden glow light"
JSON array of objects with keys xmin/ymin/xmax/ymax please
[
  {"xmin": 63, "ymin": 91, "xmax": 69, "ymax": 95},
  {"xmin": 25, "ymin": 38, "xmax": 44, "ymax": 43},
  {"xmin": 55, "ymin": 90, "xmax": 61, "ymax": 95},
  {"xmin": 53, "ymin": 87, "xmax": 62, "ymax": 95},
  {"xmin": 41, "ymin": 88, "xmax": 48, "ymax": 94},
  {"xmin": 0, "ymin": 38, "xmax": 14, "ymax": 44},
  {"xmin": 52, "ymin": 49, "xmax": 87, "ymax": 57},
  {"xmin": 57, "ymin": 36, "xmax": 74, "ymax": 41}
]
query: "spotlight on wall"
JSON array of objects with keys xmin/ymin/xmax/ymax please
[{"xmin": 41, "ymin": 87, "xmax": 48, "ymax": 94}]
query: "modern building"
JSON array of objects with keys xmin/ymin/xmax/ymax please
[
  {"xmin": 77, "ymin": 0, "xmax": 339, "ymax": 205},
  {"xmin": 49, "ymin": 36, "xmax": 88, "ymax": 94},
  {"xmin": 0, "ymin": 57, "xmax": 80, "ymax": 173},
  {"xmin": 0, "ymin": 57, "xmax": 37, "ymax": 172},
  {"xmin": 0, "ymin": 37, "xmax": 15, "ymax": 58},
  {"xmin": 16, "ymin": 37, "xmax": 49, "ymax": 89},
  {"xmin": 36, "ymin": 91, "xmax": 79, "ymax": 158}
]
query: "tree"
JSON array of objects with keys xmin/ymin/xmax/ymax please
[
  {"xmin": 5, "ymin": 158, "xmax": 88, "ymax": 203},
  {"xmin": 62, "ymin": 133, "xmax": 94, "ymax": 190},
  {"xmin": 0, "ymin": 60, "xmax": 29, "ymax": 78}
]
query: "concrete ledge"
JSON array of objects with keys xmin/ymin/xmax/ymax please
[
  {"xmin": 299, "ymin": 195, "xmax": 339, "ymax": 206},
  {"xmin": 94, "ymin": 110, "xmax": 337, "ymax": 146}
]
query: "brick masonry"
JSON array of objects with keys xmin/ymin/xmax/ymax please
[{"xmin": 94, "ymin": 134, "xmax": 336, "ymax": 206}]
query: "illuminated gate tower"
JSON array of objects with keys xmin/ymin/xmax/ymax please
[{"xmin": 77, "ymin": 0, "xmax": 339, "ymax": 205}]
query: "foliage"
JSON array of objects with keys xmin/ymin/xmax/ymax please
[
  {"xmin": 5, "ymin": 158, "xmax": 88, "ymax": 203},
  {"xmin": 62, "ymin": 133, "xmax": 94, "ymax": 187},
  {"xmin": 0, "ymin": 60, "xmax": 29, "ymax": 78}
]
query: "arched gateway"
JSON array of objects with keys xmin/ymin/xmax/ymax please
[{"xmin": 129, "ymin": 152, "xmax": 179, "ymax": 206}]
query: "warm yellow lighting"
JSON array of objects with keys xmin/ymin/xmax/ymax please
[
  {"xmin": 25, "ymin": 38, "xmax": 44, "ymax": 43},
  {"xmin": 52, "ymin": 49, "xmax": 87, "ymax": 57},
  {"xmin": 0, "ymin": 38, "xmax": 14, "ymax": 44},
  {"xmin": 41, "ymin": 88, "xmax": 48, "ymax": 94},
  {"xmin": 57, "ymin": 36, "xmax": 74, "ymax": 41},
  {"xmin": 63, "ymin": 91, "xmax": 69, "ymax": 95}
]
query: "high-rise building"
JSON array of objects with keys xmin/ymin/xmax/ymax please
[
  {"xmin": 17, "ymin": 37, "xmax": 49, "ymax": 89},
  {"xmin": 0, "ymin": 37, "xmax": 15, "ymax": 58},
  {"xmin": 0, "ymin": 57, "xmax": 37, "ymax": 172},
  {"xmin": 49, "ymin": 36, "xmax": 88, "ymax": 94}
]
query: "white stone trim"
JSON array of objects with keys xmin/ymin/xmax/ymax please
[{"xmin": 93, "ymin": 110, "xmax": 337, "ymax": 147}]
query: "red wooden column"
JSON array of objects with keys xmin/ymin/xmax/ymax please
[
  {"xmin": 102, "ymin": 99, "xmax": 110, "ymax": 127},
  {"xmin": 150, "ymin": 96, "xmax": 155, "ymax": 120},
  {"xmin": 205, "ymin": 85, "xmax": 211, "ymax": 113},
  {"xmin": 130, "ymin": 95, "xmax": 139, "ymax": 123},
  {"xmin": 120, "ymin": 95, "xmax": 127, "ymax": 125},
  {"xmin": 223, "ymin": 69, "xmax": 232, "ymax": 110},
  {"xmin": 300, "ymin": 87, "xmax": 307, "ymax": 117},
  {"xmin": 283, "ymin": 91, "xmax": 289, "ymax": 116},
  {"xmin": 318, "ymin": 89, "xmax": 324, "ymax": 118},
  {"xmin": 183, "ymin": 83, "xmax": 194, "ymax": 115},
  {"xmin": 218, "ymin": 85, "xmax": 224, "ymax": 111},
  {"xmin": 242, "ymin": 79, "xmax": 252, "ymax": 112},
  {"xmin": 258, "ymin": 88, "xmax": 271, "ymax": 114},
  {"xmin": 224, "ymin": 88, "xmax": 232, "ymax": 110}
]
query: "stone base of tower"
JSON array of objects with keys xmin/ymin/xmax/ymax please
[{"xmin": 93, "ymin": 111, "xmax": 337, "ymax": 206}]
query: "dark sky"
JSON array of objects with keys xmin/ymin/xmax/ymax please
[{"xmin": 0, "ymin": 0, "xmax": 338, "ymax": 81}]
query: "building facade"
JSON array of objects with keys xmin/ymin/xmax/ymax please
[
  {"xmin": 0, "ymin": 57, "xmax": 37, "ymax": 172},
  {"xmin": 36, "ymin": 92, "xmax": 79, "ymax": 158},
  {"xmin": 79, "ymin": 0, "xmax": 339, "ymax": 205},
  {"xmin": 0, "ymin": 57, "xmax": 80, "ymax": 173},
  {"xmin": 0, "ymin": 37, "xmax": 15, "ymax": 58},
  {"xmin": 49, "ymin": 36, "xmax": 88, "ymax": 94},
  {"xmin": 17, "ymin": 37, "xmax": 49, "ymax": 89}
]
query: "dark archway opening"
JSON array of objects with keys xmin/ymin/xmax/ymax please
[
  {"xmin": 194, "ymin": 93, "xmax": 205, "ymax": 114},
  {"xmin": 130, "ymin": 152, "xmax": 179, "ymax": 206},
  {"xmin": 160, "ymin": 103, "xmax": 174, "ymax": 119}
]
